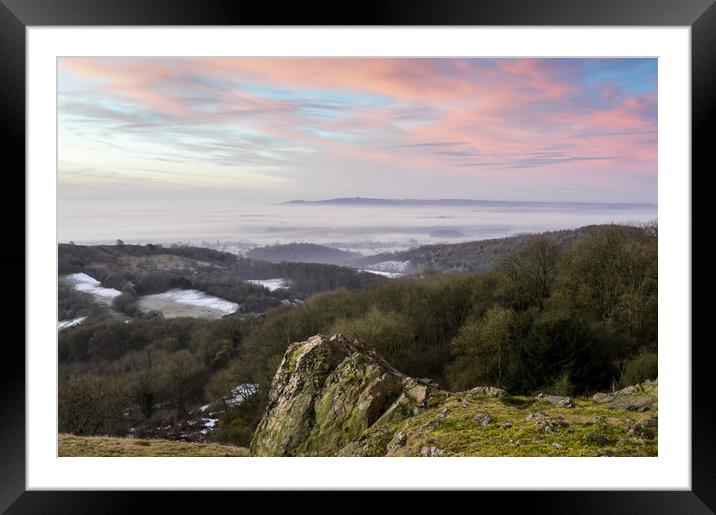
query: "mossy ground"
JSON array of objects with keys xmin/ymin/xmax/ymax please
[
  {"xmin": 59, "ymin": 434, "xmax": 250, "ymax": 457},
  {"xmin": 351, "ymin": 394, "xmax": 657, "ymax": 457}
]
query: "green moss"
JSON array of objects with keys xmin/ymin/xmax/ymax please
[
  {"xmin": 283, "ymin": 342, "xmax": 307, "ymax": 371},
  {"xmin": 499, "ymin": 396, "xmax": 536, "ymax": 408},
  {"xmin": 346, "ymin": 394, "xmax": 657, "ymax": 457}
]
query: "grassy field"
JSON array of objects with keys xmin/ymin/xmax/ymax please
[{"xmin": 59, "ymin": 434, "xmax": 249, "ymax": 457}]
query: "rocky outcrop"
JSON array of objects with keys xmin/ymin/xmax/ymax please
[
  {"xmin": 251, "ymin": 334, "xmax": 658, "ymax": 457},
  {"xmin": 250, "ymin": 334, "xmax": 437, "ymax": 456}
]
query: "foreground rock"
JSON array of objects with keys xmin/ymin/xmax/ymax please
[
  {"xmin": 251, "ymin": 334, "xmax": 437, "ymax": 456},
  {"xmin": 251, "ymin": 334, "xmax": 658, "ymax": 457}
]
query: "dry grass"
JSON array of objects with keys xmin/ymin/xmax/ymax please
[{"xmin": 59, "ymin": 434, "xmax": 249, "ymax": 457}]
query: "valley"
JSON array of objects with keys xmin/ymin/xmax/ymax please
[{"xmin": 57, "ymin": 223, "xmax": 658, "ymax": 455}]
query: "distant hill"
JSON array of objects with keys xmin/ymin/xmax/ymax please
[
  {"xmin": 355, "ymin": 224, "xmax": 649, "ymax": 274},
  {"xmin": 228, "ymin": 224, "xmax": 651, "ymax": 275},
  {"xmin": 283, "ymin": 197, "xmax": 655, "ymax": 209},
  {"xmin": 246, "ymin": 243, "xmax": 361, "ymax": 265}
]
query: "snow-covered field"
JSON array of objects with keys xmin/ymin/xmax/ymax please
[
  {"xmin": 246, "ymin": 278, "xmax": 289, "ymax": 291},
  {"xmin": 62, "ymin": 273, "xmax": 238, "ymax": 319},
  {"xmin": 360, "ymin": 260, "xmax": 410, "ymax": 279},
  {"xmin": 359, "ymin": 269, "xmax": 404, "ymax": 279},
  {"xmin": 137, "ymin": 289, "xmax": 238, "ymax": 319},
  {"xmin": 58, "ymin": 316, "xmax": 87, "ymax": 330},
  {"xmin": 368, "ymin": 260, "xmax": 411, "ymax": 273},
  {"xmin": 63, "ymin": 273, "xmax": 121, "ymax": 304}
]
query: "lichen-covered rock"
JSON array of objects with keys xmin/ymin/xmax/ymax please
[
  {"xmin": 473, "ymin": 412, "xmax": 492, "ymax": 425},
  {"xmin": 592, "ymin": 379, "xmax": 658, "ymax": 412},
  {"xmin": 592, "ymin": 392, "xmax": 615, "ymax": 404},
  {"xmin": 626, "ymin": 416, "xmax": 658, "ymax": 439},
  {"xmin": 250, "ymin": 334, "xmax": 436, "ymax": 456},
  {"xmin": 385, "ymin": 431, "xmax": 407, "ymax": 453},
  {"xmin": 536, "ymin": 393, "xmax": 574, "ymax": 408},
  {"xmin": 420, "ymin": 446, "xmax": 446, "ymax": 457},
  {"xmin": 526, "ymin": 411, "xmax": 569, "ymax": 433},
  {"xmin": 465, "ymin": 386, "xmax": 511, "ymax": 399}
]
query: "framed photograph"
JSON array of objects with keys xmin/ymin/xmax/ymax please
[{"xmin": 6, "ymin": 0, "xmax": 715, "ymax": 512}]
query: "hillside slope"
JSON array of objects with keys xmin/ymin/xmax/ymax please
[
  {"xmin": 251, "ymin": 334, "xmax": 657, "ymax": 457},
  {"xmin": 356, "ymin": 224, "xmax": 648, "ymax": 274},
  {"xmin": 58, "ymin": 242, "xmax": 385, "ymax": 304},
  {"xmin": 246, "ymin": 243, "xmax": 361, "ymax": 265}
]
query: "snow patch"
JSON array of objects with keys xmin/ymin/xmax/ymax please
[
  {"xmin": 203, "ymin": 418, "xmax": 219, "ymax": 428},
  {"xmin": 360, "ymin": 260, "xmax": 410, "ymax": 279},
  {"xmin": 200, "ymin": 417, "xmax": 220, "ymax": 434},
  {"xmin": 359, "ymin": 269, "xmax": 403, "ymax": 279},
  {"xmin": 368, "ymin": 260, "xmax": 410, "ymax": 273},
  {"xmin": 64, "ymin": 273, "xmax": 121, "ymax": 304},
  {"xmin": 58, "ymin": 316, "xmax": 87, "ymax": 330},
  {"xmin": 246, "ymin": 278, "xmax": 289, "ymax": 291}
]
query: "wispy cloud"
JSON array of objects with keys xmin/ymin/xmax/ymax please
[{"xmin": 58, "ymin": 57, "xmax": 657, "ymax": 203}]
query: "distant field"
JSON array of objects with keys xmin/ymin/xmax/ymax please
[
  {"xmin": 136, "ymin": 288, "xmax": 239, "ymax": 319},
  {"xmin": 59, "ymin": 434, "xmax": 249, "ymax": 457}
]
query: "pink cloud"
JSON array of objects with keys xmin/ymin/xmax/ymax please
[{"xmin": 58, "ymin": 57, "xmax": 657, "ymax": 192}]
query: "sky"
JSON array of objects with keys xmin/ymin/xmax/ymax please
[{"xmin": 58, "ymin": 58, "xmax": 657, "ymax": 203}]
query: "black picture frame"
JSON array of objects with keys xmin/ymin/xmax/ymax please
[{"xmin": 4, "ymin": 0, "xmax": 715, "ymax": 512}]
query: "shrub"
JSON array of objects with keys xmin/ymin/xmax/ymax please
[
  {"xmin": 113, "ymin": 290, "xmax": 140, "ymax": 317},
  {"xmin": 58, "ymin": 375, "xmax": 127, "ymax": 435},
  {"xmin": 621, "ymin": 352, "xmax": 658, "ymax": 387},
  {"xmin": 329, "ymin": 306, "xmax": 417, "ymax": 372},
  {"xmin": 507, "ymin": 314, "xmax": 612, "ymax": 394},
  {"xmin": 549, "ymin": 371, "xmax": 574, "ymax": 396},
  {"xmin": 446, "ymin": 306, "xmax": 515, "ymax": 390},
  {"xmin": 162, "ymin": 349, "xmax": 206, "ymax": 411},
  {"xmin": 213, "ymin": 418, "xmax": 253, "ymax": 447}
]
